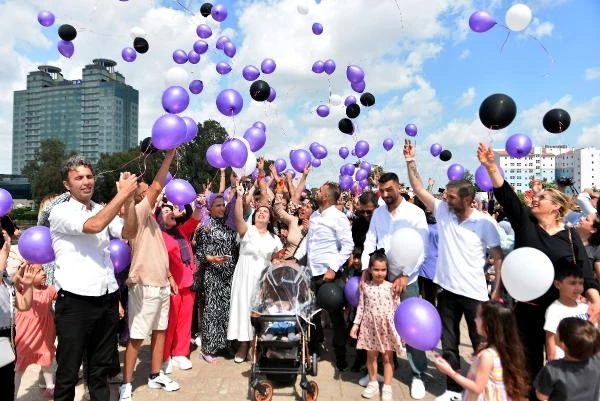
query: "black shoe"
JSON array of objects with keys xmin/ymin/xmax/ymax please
[{"xmin": 336, "ymin": 359, "xmax": 349, "ymax": 372}]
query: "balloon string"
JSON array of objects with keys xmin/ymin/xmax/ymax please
[
  {"xmin": 231, "ymin": 112, "xmax": 238, "ymax": 138},
  {"xmin": 172, "ymin": 0, "xmax": 196, "ymax": 16},
  {"xmin": 527, "ymin": 33, "xmax": 554, "ymax": 77},
  {"xmin": 95, "ymin": 153, "xmax": 143, "ymax": 179},
  {"xmin": 498, "ymin": 27, "xmax": 511, "ymax": 54},
  {"xmin": 392, "ymin": 0, "xmax": 405, "ymax": 29}
]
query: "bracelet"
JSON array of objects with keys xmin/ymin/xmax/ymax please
[
  {"xmin": 405, "ymin": 157, "xmax": 415, "ymax": 162},
  {"xmin": 487, "ymin": 168, "xmax": 498, "ymax": 174}
]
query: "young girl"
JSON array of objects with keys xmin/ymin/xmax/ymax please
[
  {"xmin": 14, "ymin": 264, "xmax": 57, "ymax": 398},
  {"xmin": 434, "ymin": 301, "xmax": 529, "ymax": 401},
  {"xmin": 350, "ymin": 252, "xmax": 403, "ymax": 401}
]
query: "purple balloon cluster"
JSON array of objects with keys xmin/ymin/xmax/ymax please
[{"xmin": 311, "ymin": 59, "xmax": 335, "ymax": 75}]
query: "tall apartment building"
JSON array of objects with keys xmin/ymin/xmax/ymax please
[
  {"xmin": 12, "ymin": 59, "xmax": 138, "ymax": 173},
  {"xmin": 555, "ymin": 147, "xmax": 600, "ymax": 192}
]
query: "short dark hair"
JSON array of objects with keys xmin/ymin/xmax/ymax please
[
  {"xmin": 554, "ymin": 261, "xmax": 584, "ymax": 281},
  {"xmin": 324, "ymin": 181, "xmax": 341, "ymax": 203},
  {"xmin": 446, "ymin": 179, "xmax": 475, "ymax": 200},
  {"xmin": 557, "ymin": 317, "xmax": 600, "ymax": 360},
  {"xmin": 61, "ymin": 155, "xmax": 94, "ymax": 181},
  {"xmin": 378, "ymin": 172, "xmax": 400, "ymax": 185},
  {"xmin": 358, "ymin": 191, "xmax": 378, "ymax": 207}
]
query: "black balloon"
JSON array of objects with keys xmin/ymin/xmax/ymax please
[
  {"xmin": 58, "ymin": 24, "xmax": 77, "ymax": 41},
  {"xmin": 317, "ymin": 282, "xmax": 345, "ymax": 312},
  {"xmin": 140, "ymin": 137, "xmax": 158, "ymax": 155},
  {"xmin": 200, "ymin": 3, "xmax": 213, "ymax": 17},
  {"xmin": 338, "ymin": 118, "xmax": 354, "ymax": 135},
  {"xmin": 133, "ymin": 37, "xmax": 149, "ymax": 54},
  {"xmin": 346, "ymin": 103, "xmax": 361, "ymax": 119},
  {"xmin": 360, "ymin": 92, "xmax": 375, "ymax": 107},
  {"xmin": 250, "ymin": 80, "xmax": 271, "ymax": 102},
  {"xmin": 543, "ymin": 108, "xmax": 571, "ymax": 134},
  {"xmin": 478, "ymin": 93, "xmax": 517, "ymax": 130},
  {"xmin": 439, "ymin": 150, "xmax": 452, "ymax": 162}
]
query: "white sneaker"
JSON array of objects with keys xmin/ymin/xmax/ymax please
[
  {"xmin": 382, "ymin": 384, "xmax": 393, "ymax": 401},
  {"xmin": 361, "ymin": 381, "xmax": 380, "ymax": 399},
  {"xmin": 358, "ymin": 374, "xmax": 384, "ymax": 387},
  {"xmin": 410, "ymin": 378, "xmax": 426, "ymax": 399},
  {"xmin": 435, "ymin": 390, "xmax": 462, "ymax": 401},
  {"xmin": 162, "ymin": 358, "xmax": 174, "ymax": 374},
  {"xmin": 119, "ymin": 383, "xmax": 133, "ymax": 401},
  {"xmin": 147, "ymin": 371, "xmax": 180, "ymax": 392},
  {"xmin": 171, "ymin": 355, "xmax": 193, "ymax": 370}
]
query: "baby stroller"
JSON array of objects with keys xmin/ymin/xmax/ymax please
[{"xmin": 249, "ymin": 263, "xmax": 319, "ymax": 401}]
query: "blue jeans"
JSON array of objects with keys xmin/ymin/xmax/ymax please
[{"xmin": 400, "ymin": 281, "xmax": 428, "ymax": 379}]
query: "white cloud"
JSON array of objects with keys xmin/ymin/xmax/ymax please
[
  {"xmin": 459, "ymin": 49, "xmax": 470, "ymax": 60},
  {"xmin": 584, "ymin": 67, "xmax": 600, "ymax": 81},
  {"xmin": 576, "ymin": 124, "xmax": 600, "ymax": 148},
  {"xmin": 456, "ymin": 87, "xmax": 475, "ymax": 109},
  {"xmin": 525, "ymin": 18, "xmax": 554, "ymax": 38}
]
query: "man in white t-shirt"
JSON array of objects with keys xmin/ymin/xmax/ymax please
[{"xmin": 403, "ymin": 140, "xmax": 502, "ymax": 401}]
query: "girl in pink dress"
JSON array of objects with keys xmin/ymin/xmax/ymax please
[
  {"xmin": 350, "ymin": 252, "xmax": 403, "ymax": 401},
  {"xmin": 14, "ymin": 264, "xmax": 57, "ymax": 398}
]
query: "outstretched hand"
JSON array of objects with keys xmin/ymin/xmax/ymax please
[
  {"xmin": 477, "ymin": 143, "xmax": 496, "ymax": 167},
  {"xmin": 403, "ymin": 139, "xmax": 415, "ymax": 159}
]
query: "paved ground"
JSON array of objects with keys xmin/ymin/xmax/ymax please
[{"xmin": 16, "ymin": 318, "xmax": 474, "ymax": 401}]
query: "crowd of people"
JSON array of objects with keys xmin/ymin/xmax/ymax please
[{"xmin": 0, "ymin": 141, "xmax": 599, "ymax": 401}]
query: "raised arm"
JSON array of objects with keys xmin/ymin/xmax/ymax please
[
  {"xmin": 234, "ymin": 182, "xmax": 248, "ymax": 237},
  {"xmin": 403, "ymin": 140, "xmax": 436, "ymax": 212},
  {"xmin": 147, "ymin": 149, "xmax": 176, "ymax": 207},
  {"xmin": 291, "ymin": 163, "xmax": 310, "ymax": 205},
  {"xmin": 476, "ymin": 143, "xmax": 505, "ymax": 188},
  {"xmin": 218, "ymin": 168, "xmax": 226, "ymax": 194}
]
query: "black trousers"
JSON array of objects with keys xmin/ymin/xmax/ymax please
[
  {"xmin": 514, "ymin": 302, "xmax": 546, "ymax": 401},
  {"xmin": 437, "ymin": 289, "xmax": 482, "ymax": 393},
  {"xmin": 418, "ymin": 276, "xmax": 438, "ymax": 307},
  {"xmin": 0, "ymin": 328, "xmax": 15, "ymax": 401},
  {"xmin": 54, "ymin": 290, "xmax": 119, "ymax": 401},
  {"xmin": 310, "ymin": 274, "xmax": 347, "ymax": 363}
]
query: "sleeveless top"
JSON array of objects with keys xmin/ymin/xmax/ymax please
[{"xmin": 463, "ymin": 347, "xmax": 511, "ymax": 401}]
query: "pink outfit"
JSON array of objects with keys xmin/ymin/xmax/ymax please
[
  {"xmin": 354, "ymin": 281, "xmax": 403, "ymax": 354},
  {"xmin": 15, "ymin": 286, "xmax": 57, "ymax": 371}
]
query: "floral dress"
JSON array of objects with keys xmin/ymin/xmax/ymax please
[{"xmin": 463, "ymin": 347, "xmax": 511, "ymax": 401}]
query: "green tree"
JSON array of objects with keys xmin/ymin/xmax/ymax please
[{"xmin": 22, "ymin": 139, "xmax": 75, "ymax": 203}]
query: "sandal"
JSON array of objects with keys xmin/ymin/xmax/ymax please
[{"xmin": 201, "ymin": 353, "xmax": 217, "ymax": 364}]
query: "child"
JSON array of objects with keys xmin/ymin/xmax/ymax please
[
  {"xmin": 534, "ymin": 317, "xmax": 600, "ymax": 400},
  {"xmin": 434, "ymin": 301, "xmax": 529, "ymax": 401},
  {"xmin": 544, "ymin": 267, "xmax": 589, "ymax": 361},
  {"xmin": 349, "ymin": 252, "xmax": 402, "ymax": 401},
  {"xmin": 14, "ymin": 264, "xmax": 57, "ymax": 398}
]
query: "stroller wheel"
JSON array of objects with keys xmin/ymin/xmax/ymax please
[
  {"xmin": 302, "ymin": 381, "xmax": 319, "ymax": 401},
  {"xmin": 253, "ymin": 380, "xmax": 273, "ymax": 401}
]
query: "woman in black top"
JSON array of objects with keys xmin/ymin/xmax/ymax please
[{"xmin": 477, "ymin": 143, "xmax": 600, "ymax": 401}]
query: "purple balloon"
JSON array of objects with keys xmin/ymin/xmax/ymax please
[
  {"xmin": 221, "ymin": 138, "xmax": 248, "ymax": 168},
  {"xmin": 360, "ymin": 161, "xmax": 372, "ymax": 172},
  {"xmin": 355, "ymin": 168, "xmax": 369, "ymax": 182},
  {"xmin": 193, "ymin": 40, "xmax": 209, "ymax": 54},
  {"xmin": 215, "ymin": 35, "xmax": 230, "ymax": 50},
  {"xmin": 323, "ymin": 59, "xmax": 336, "ymax": 75},
  {"xmin": 430, "ymin": 143, "xmax": 442, "ymax": 157},
  {"xmin": 216, "ymin": 61, "xmax": 232, "ymax": 75},
  {"xmin": 211, "ymin": 3, "xmax": 228, "ymax": 22},
  {"xmin": 359, "ymin": 179, "xmax": 369, "ymax": 189},
  {"xmin": 475, "ymin": 164, "xmax": 504, "ymax": 191},
  {"xmin": 206, "ymin": 144, "xmax": 228, "ymax": 168},
  {"xmin": 181, "ymin": 116, "xmax": 198, "ymax": 143},
  {"xmin": 339, "ymin": 175, "xmax": 353, "ymax": 191},
  {"xmin": 343, "ymin": 163, "xmax": 355, "ymax": 176},
  {"xmin": 309, "ymin": 143, "xmax": 328, "ymax": 159},
  {"xmin": 344, "ymin": 276, "xmax": 360, "ymax": 307},
  {"xmin": 37, "ymin": 10, "xmax": 55, "ymax": 27},
  {"xmin": 196, "ymin": 24, "xmax": 212, "ymax": 38},
  {"xmin": 267, "ymin": 87, "xmax": 276, "ymax": 102},
  {"xmin": 354, "ymin": 140, "xmax": 369, "ymax": 158},
  {"xmin": 57, "ymin": 40, "xmax": 74, "ymax": 58},
  {"xmin": 469, "ymin": 11, "xmax": 497, "ymax": 33},
  {"xmin": 165, "ymin": 178, "xmax": 197, "ymax": 206},
  {"xmin": 344, "ymin": 95, "xmax": 357, "ymax": 106},
  {"xmin": 446, "ymin": 163, "xmax": 465, "ymax": 181},
  {"xmin": 394, "ymin": 298, "xmax": 441, "ymax": 351},
  {"xmin": 383, "ymin": 138, "xmax": 394, "ymax": 151},
  {"xmin": 274, "ymin": 158, "xmax": 287, "ymax": 173},
  {"xmin": 162, "ymin": 86, "xmax": 190, "ymax": 114},
  {"xmin": 108, "ymin": 239, "xmax": 131, "ymax": 274},
  {"xmin": 312, "ymin": 22, "xmax": 323, "ymax": 35},
  {"xmin": 187, "ymin": 50, "xmax": 200, "ymax": 64},
  {"xmin": 316, "ymin": 105, "xmax": 330, "ymax": 117},
  {"xmin": 172, "ymin": 49, "xmax": 188, "ymax": 64},
  {"xmin": 242, "ymin": 65, "xmax": 260, "ymax": 81},
  {"xmin": 216, "ymin": 89, "xmax": 243, "ymax": 116},
  {"xmin": 351, "ymin": 80, "xmax": 365, "ymax": 93},
  {"xmin": 253, "ymin": 121, "xmax": 266, "ymax": 132},
  {"xmin": 152, "ymin": 114, "xmax": 187, "ymax": 150},
  {"xmin": 290, "ymin": 149, "xmax": 312, "ymax": 173},
  {"xmin": 121, "ymin": 47, "xmax": 137, "ymax": 62},
  {"xmin": 223, "ymin": 41, "xmax": 236, "ymax": 57},
  {"xmin": 189, "ymin": 79, "xmax": 204, "ymax": 95},
  {"xmin": 243, "ymin": 126, "xmax": 266, "ymax": 152},
  {"xmin": 286, "ymin": 169, "xmax": 296, "ymax": 179},
  {"xmin": 339, "ymin": 146, "xmax": 349, "ymax": 159},
  {"xmin": 505, "ymin": 133, "xmax": 533, "ymax": 158},
  {"xmin": 346, "ymin": 65, "xmax": 365, "ymax": 83},
  {"xmin": 18, "ymin": 226, "xmax": 55, "ymax": 264},
  {"xmin": 0, "ymin": 188, "xmax": 12, "ymax": 217},
  {"xmin": 312, "ymin": 60, "xmax": 325, "ymax": 74},
  {"xmin": 311, "ymin": 159, "xmax": 321, "ymax": 168},
  {"xmin": 261, "ymin": 58, "xmax": 276, "ymax": 74},
  {"xmin": 351, "ymin": 149, "xmax": 356, "ymax": 156},
  {"xmin": 405, "ymin": 123, "xmax": 418, "ymax": 137}
]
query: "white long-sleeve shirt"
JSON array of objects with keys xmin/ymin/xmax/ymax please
[
  {"xmin": 361, "ymin": 200, "xmax": 428, "ymax": 283},
  {"xmin": 294, "ymin": 205, "xmax": 353, "ymax": 277}
]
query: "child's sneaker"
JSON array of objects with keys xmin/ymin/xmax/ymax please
[
  {"xmin": 361, "ymin": 381, "xmax": 380, "ymax": 399},
  {"xmin": 119, "ymin": 383, "xmax": 132, "ymax": 401},
  {"xmin": 147, "ymin": 371, "xmax": 180, "ymax": 392},
  {"xmin": 382, "ymin": 384, "xmax": 393, "ymax": 401}
]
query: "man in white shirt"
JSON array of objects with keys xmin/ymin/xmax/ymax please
[
  {"xmin": 361, "ymin": 172, "xmax": 429, "ymax": 399},
  {"xmin": 404, "ymin": 140, "xmax": 502, "ymax": 401},
  {"xmin": 49, "ymin": 156, "xmax": 138, "ymax": 401},
  {"xmin": 295, "ymin": 181, "xmax": 354, "ymax": 371}
]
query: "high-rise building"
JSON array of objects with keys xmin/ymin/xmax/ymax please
[{"xmin": 12, "ymin": 59, "xmax": 138, "ymax": 173}]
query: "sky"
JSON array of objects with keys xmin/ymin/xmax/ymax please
[{"xmin": 1, "ymin": 0, "xmax": 599, "ymax": 189}]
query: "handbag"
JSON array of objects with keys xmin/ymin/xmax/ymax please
[{"xmin": 0, "ymin": 336, "xmax": 15, "ymax": 368}]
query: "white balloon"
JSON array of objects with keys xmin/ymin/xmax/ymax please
[
  {"xmin": 329, "ymin": 94, "xmax": 342, "ymax": 106},
  {"xmin": 502, "ymin": 247, "xmax": 553, "ymax": 302},
  {"xmin": 387, "ymin": 228, "xmax": 425, "ymax": 270},
  {"xmin": 505, "ymin": 3, "xmax": 533, "ymax": 32},
  {"xmin": 232, "ymin": 149, "xmax": 256, "ymax": 177},
  {"xmin": 297, "ymin": 0, "xmax": 309, "ymax": 15},
  {"xmin": 130, "ymin": 26, "xmax": 146, "ymax": 39},
  {"xmin": 164, "ymin": 67, "xmax": 189, "ymax": 86}
]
